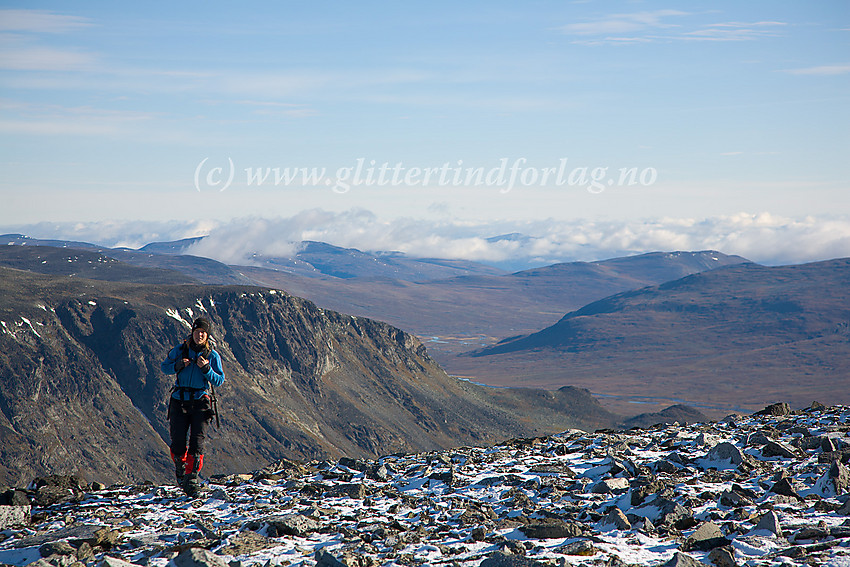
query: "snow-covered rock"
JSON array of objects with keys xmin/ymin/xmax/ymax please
[{"xmin": 1, "ymin": 403, "xmax": 849, "ymax": 566}]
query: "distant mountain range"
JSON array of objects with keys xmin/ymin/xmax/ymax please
[
  {"xmin": 0, "ymin": 234, "xmax": 749, "ymax": 346},
  {"xmin": 234, "ymin": 250, "xmax": 750, "ymax": 354},
  {"xmin": 140, "ymin": 236, "xmax": 506, "ymax": 281},
  {"xmin": 4, "ymin": 232, "xmax": 844, "ymax": 420},
  {"xmin": 460, "ymin": 258, "xmax": 850, "ymax": 415}
]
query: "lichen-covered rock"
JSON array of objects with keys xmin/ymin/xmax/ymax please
[{"xmin": 0, "ymin": 505, "xmax": 29, "ymax": 529}]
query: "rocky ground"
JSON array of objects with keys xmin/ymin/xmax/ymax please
[{"xmin": 1, "ymin": 403, "xmax": 850, "ymax": 567}]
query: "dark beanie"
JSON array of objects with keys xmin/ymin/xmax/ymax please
[{"xmin": 192, "ymin": 317, "xmax": 211, "ymax": 333}]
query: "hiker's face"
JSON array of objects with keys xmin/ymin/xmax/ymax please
[{"xmin": 193, "ymin": 328, "xmax": 207, "ymax": 344}]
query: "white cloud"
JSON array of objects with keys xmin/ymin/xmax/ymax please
[
  {"xmin": 0, "ymin": 102, "xmax": 157, "ymax": 137},
  {"xmin": 559, "ymin": 10, "xmax": 689, "ymax": 36},
  {"xmin": 783, "ymin": 64, "xmax": 850, "ymax": 76},
  {"xmin": 1, "ymin": 220, "xmax": 212, "ymax": 250},
  {"xmin": 9, "ymin": 210, "xmax": 848, "ymax": 268},
  {"xmin": 560, "ymin": 12, "xmax": 787, "ymax": 44},
  {"xmin": 0, "ymin": 10, "xmax": 92, "ymax": 33},
  {"xmin": 0, "ymin": 10, "xmax": 96, "ymax": 71},
  {"xmin": 680, "ymin": 21, "xmax": 786, "ymax": 42},
  {"xmin": 0, "ymin": 44, "xmax": 97, "ymax": 71}
]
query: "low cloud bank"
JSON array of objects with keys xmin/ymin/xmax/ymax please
[{"xmin": 5, "ymin": 210, "xmax": 850, "ymax": 268}]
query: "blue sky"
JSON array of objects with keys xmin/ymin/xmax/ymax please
[{"xmin": 1, "ymin": 1, "xmax": 848, "ymax": 265}]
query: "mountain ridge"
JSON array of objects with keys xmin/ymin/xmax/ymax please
[
  {"xmin": 459, "ymin": 258, "xmax": 850, "ymax": 414},
  {"xmin": 0, "ymin": 265, "xmax": 617, "ymax": 487}
]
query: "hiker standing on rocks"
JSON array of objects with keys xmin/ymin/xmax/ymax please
[{"xmin": 161, "ymin": 317, "xmax": 225, "ymax": 496}]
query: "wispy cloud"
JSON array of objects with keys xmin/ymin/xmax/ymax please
[
  {"xmin": 8, "ymin": 210, "xmax": 850, "ymax": 268},
  {"xmin": 0, "ymin": 101, "xmax": 156, "ymax": 137},
  {"xmin": 0, "ymin": 9, "xmax": 96, "ymax": 71},
  {"xmin": 0, "ymin": 9, "xmax": 92, "ymax": 33},
  {"xmin": 783, "ymin": 64, "xmax": 850, "ymax": 76},
  {"xmin": 680, "ymin": 21, "xmax": 786, "ymax": 42},
  {"xmin": 559, "ymin": 10, "xmax": 688, "ymax": 36},
  {"xmin": 0, "ymin": 43, "xmax": 97, "ymax": 71},
  {"xmin": 560, "ymin": 11, "xmax": 787, "ymax": 45},
  {"xmin": 231, "ymin": 100, "xmax": 318, "ymax": 118}
]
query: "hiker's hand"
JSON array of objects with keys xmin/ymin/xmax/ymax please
[
  {"xmin": 175, "ymin": 358, "xmax": 190, "ymax": 372},
  {"xmin": 196, "ymin": 356, "xmax": 207, "ymax": 367}
]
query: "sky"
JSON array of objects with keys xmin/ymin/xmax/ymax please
[{"xmin": 1, "ymin": 1, "xmax": 848, "ymax": 266}]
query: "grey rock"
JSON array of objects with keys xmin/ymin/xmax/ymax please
[
  {"xmin": 33, "ymin": 485, "xmax": 78, "ymax": 507},
  {"xmin": 39, "ymin": 541, "xmax": 76, "ymax": 557},
  {"xmin": 702, "ymin": 443, "xmax": 743, "ymax": 466},
  {"xmin": 822, "ymin": 436, "xmax": 843, "ymax": 452},
  {"xmin": 760, "ymin": 440, "xmax": 798, "ymax": 459},
  {"xmin": 0, "ymin": 489, "xmax": 30, "ymax": 506},
  {"xmin": 682, "ymin": 522, "xmax": 731, "ymax": 551},
  {"xmin": 602, "ymin": 508, "xmax": 632, "ymax": 530},
  {"xmin": 470, "ymin": 526, "xmax": 487, "ymax": 541},
  {"xmin": 519, "ymin": 520, "xmax": 584, "ymax": 539},
  {"xmin": 819, "ymin": 447, "xmax": 850, "ymax": 464},
  {"xmin": 591, "ymin": 478, "xmax": 629, "ymax": 494},
  {"xmin": 827, "ymin": 460, "xmax": 850, "ymax": 494},
  {"xmin": 745, "ymin": 432, "xmax": 772, "ymax": 446},
  {"xmin": 695, "ymin": 432, "xmax": 717, "ymax": 447},
  {"xmin": 653, "ymin": 460, "xmax": 680, "ymax": 474},
  {"xmin": 99, "ymin": 557, "xmax": 137, "ymax": 567},
  {"xmin": 796, "ymin": 436, "xmax": 822, "ymax": 451},
  {"xmin": 790, "ymin": 525, "xmax": 831, "ymax": 543},
  {"xmin": 368, "ymin": 464, "xmax": 389, "ymax": 481},
  {"xmin": 661, "ymin": 551, "xmax": 711, "ymax": 567},
  {"xmin": 706, "ymin": 546, "xmax": 737, "ymax": 567},
  {"xmin": 173, "ymin": 548, "xmax": 230, "ymax": 567},
  {"xmin": 209, "ymin": 488, "xmax": 230, "ymax": 501},
  {"xmin": 667, "ymin": 451, "xmax": 690, "ymax": 466},
  {"xmin": 428, "ymin": 470, "xmax": 454, "ymax": 486},
  {"xmin": 459, "ymin": 503, "xmax": 497, "ymax": 525},
  {"xmin": 753, "ymin": 510, "xmax": 783, "ymax": 537},
  {"xmin": 770, "ymin": 478, "xmax": 801, "ymax": 500},
  {"xmin": 329, "ymin": 483, "xmax": 366, "ymax": 499},
  {"xmin": 0, "ymin": 505, "xmax": 29, "ymax": 529},
  {"xmin": 719, "ymin": 488, "xmax": 753, "ymax": 508},
  {"xmin": 33, "ymin": 474, "xmax": 87, "ymax": 491},
  {"xmin": 264, "ymin": 513, "xmax": 321, "ymax": 537},
  {"xmin": 633, "ymin": 516, "xmax": 655, "ymax": 534},
  {"xmin": 635, "ymin": 496, "xmax": 690, "ymax": 526},
  {"xmin": 218, "ymin": 530, "xmax": 275, "ymax": 555},
  {"xmin": 75, "ymin": 542, "xmax": 94, "ymax": 560},
  {"xmin": 558, "ymin": 540, "xmax": 597, "ymax": 556},
  {"xmin": 755, "ymin": 403, "xmax": 791, "ymax": 416},
  {"xmin": 630, "ymin": 477, "xmax": 671, "ymax": 506},
  {"xmin": 15, "ymin": 524, "xmax": 105, "ymax": 548},
  {"xmin": 480, "ymin": 553, "xmax": 552, "ymax": 567},
  {"xmin": 314, "ymin": 549, "xmax": 347, "ymax": 567},
  {"xmin": 32, "ymin": 475, "xmax": 85, "ymax": 507},
  {"xmin": 337, "ymin": 456, "xmax": 368, "ymax": 471}
]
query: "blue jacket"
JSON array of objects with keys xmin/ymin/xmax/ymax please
[{"xmin": 161, "ymin": 341, "xmax": 225, "ymax": 400}]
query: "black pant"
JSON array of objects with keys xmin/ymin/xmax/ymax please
[{"xmin": 169, "ymin": 395, "xmax": 212, "ymax": 457}]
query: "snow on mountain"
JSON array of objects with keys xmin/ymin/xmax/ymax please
[{"xmin": 1, "ymin": 404, "xmax": 849, "ymax": 566}]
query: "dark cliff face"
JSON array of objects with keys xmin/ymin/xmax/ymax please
[{"xmin": 0, "ymin": 268, "xmax": 616, "ymax": 486}]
